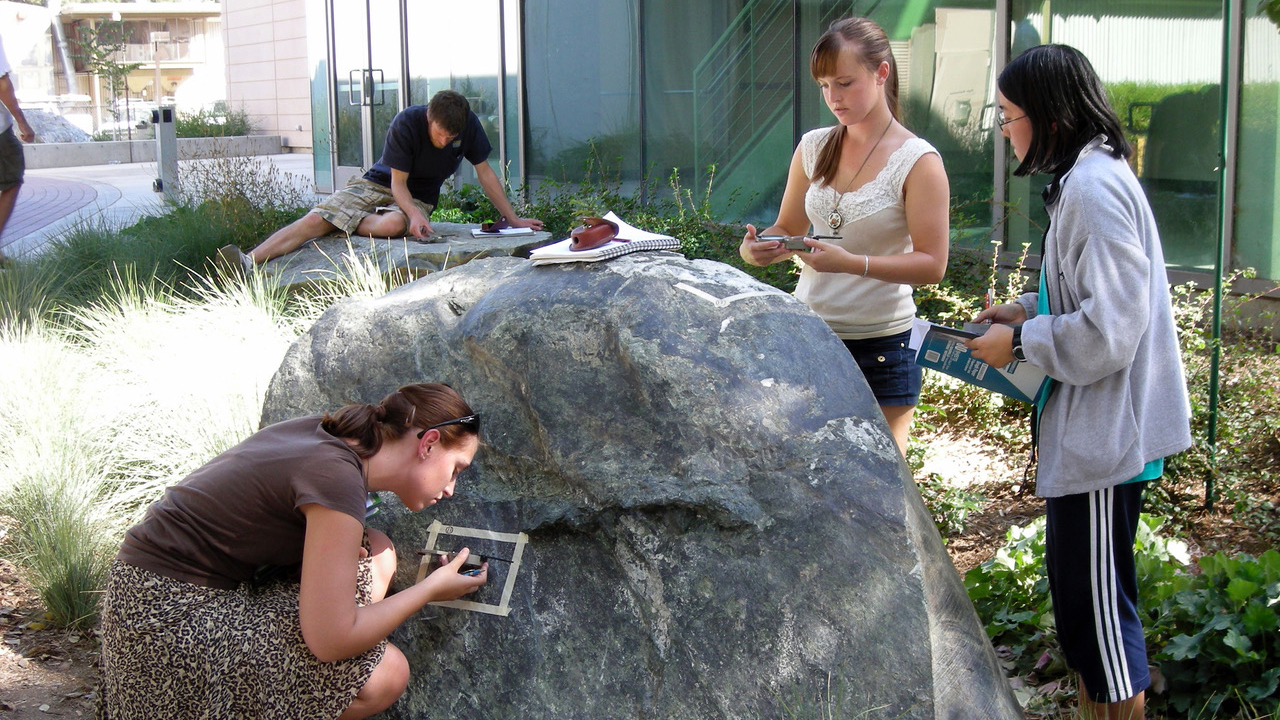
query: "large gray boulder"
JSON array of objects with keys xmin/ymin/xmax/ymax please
[{"xmin": 261, "ymin": 253, "xmax": 1020, "ymax": 720}]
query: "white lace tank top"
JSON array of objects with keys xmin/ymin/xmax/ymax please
[{"xmin": 794, "ymin": 128, "xmax": 940, "ymax": 339}]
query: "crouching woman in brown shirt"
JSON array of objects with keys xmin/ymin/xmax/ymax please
[{"xmin": 97, "ymin": 383, "xmax": 485, "ymax": 720}]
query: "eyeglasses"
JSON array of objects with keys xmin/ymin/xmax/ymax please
[
  {"xmin": 417, "ymin": 414, "xmax": 481, "ymax": 439},
  {"xmin": 996, "ymin": 114, "xmax": 1026, "ymax": 128}
]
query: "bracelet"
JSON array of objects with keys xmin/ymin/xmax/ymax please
[{"xmin": 862, "ymin": 254, "xmax": 870, "ymax": 277}]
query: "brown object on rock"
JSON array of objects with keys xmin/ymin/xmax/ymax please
[{"xmin": 569, "ymin": 216, "xmax": 619, "ymax": 251}]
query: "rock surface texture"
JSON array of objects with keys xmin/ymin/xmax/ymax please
[{"xmin": 261, "ymin": 253, "xmax": 1021, "ymax": 720}]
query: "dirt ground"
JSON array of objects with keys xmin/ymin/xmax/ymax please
[{"xmin": 0, "ymin": 558, "xmax": 99, "ymax": 719}]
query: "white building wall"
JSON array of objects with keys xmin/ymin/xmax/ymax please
[{"xmin": 224, "ymin": 0, "xmax": 310, "ymax": 150}]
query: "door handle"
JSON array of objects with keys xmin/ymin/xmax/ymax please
[
  {"xmin": 348, "ymin": 69, "xmax": 364, "ymax": 106},
  {"xmin": 370, "ymin": 68, "xmax": 385, "ymax": 106}
]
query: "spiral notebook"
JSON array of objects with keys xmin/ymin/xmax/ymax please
[
  {"xmin": 470, "ymin": 226, "xmax": 536, "ymax": 237},
  {"xmin": 529, "ymin": 212, "xmax": 681, "ymax": 265}
]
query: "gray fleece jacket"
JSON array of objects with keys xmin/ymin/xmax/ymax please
[{"xmin": 1016, "ymin": 136, "xmax": 1192, "ymax": 498}]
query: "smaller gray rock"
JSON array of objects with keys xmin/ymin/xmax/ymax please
[
  {"xmin": 24, "ymin": 109, "xmax": 93, "ymax": 143},
  {"xmin": 259, "ymin": 222, "xmax": 552, "ymax": 292}
]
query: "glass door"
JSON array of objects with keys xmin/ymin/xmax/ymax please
[{"xmin": 332, "ymin": 0, "xmax": 403, "ymax": 187}]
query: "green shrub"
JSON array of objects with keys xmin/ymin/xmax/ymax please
[
  {"xmin": 1157, "ymin": 271, "xmax": 1280, "ymax": 541},
  {"xmin": 175, "ymin": 103, "xmax": 257, "ymax": 138},
  {"xmin": 0, "ymin": 268, "xmax": 311, "ymax": 628},
  {"xmin": 2, "ymin": 155, "xmax": 313, "ymax": 318},
  {"xmin": 1147, "ymin": 550, "xmax": 1280, "ymax": 717},
  {"xmin": 964, "ymin": 514, "xmax": 1280, "ymax": 718}
]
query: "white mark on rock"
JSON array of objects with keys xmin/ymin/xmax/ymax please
[
  {"xmin": 761, "ymin": 378, "xmax": 776, "ymax": 387},
  {"xmin": 674, "ymin": 282, "xmax": 781, "ymax": 308}
]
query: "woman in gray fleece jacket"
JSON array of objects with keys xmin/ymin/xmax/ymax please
[{"xmin": 968, "ymin": 45, "xmax": 1192, "ymax": 720}]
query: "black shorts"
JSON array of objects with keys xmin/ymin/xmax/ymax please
[
  {"xmin": 842, "ymin": 329, "xmax": 922, "ymax": 406},
  {"xmin": 0, "ymin": 127, "xmax": 24, "ymax": 191},
  {"xmin": 1045, "ymin": 482, "xmax": 1151, "ymax": 703}
]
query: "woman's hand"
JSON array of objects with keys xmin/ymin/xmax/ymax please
[
  {"xmin": 973, "ymin": 302, "xmax": 1027, "ymax": 326},
  {"xmin": 739, "ymin": 224, "xmax": 794, "ymax": 267},
  {"xmin": 422, "ymin": 548, "xmax": 487, "ymax": 602},
  {"xmin": 966, "ymin": 323, "xmax": 1016, "ymax": 368},
  {"xmin": 800, "ymin": 237, "xmax": 853, "ymax": 273},
  {"xmin": 966, "ymin": 303, "xmax": 1027, "ymax": 367}
]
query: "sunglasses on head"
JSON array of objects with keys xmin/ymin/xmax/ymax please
[{"xmin": 417, "ymin": 414, "xmax": 481, "ymax": 439}]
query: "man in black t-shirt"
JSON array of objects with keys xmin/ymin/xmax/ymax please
[{"xmin": 239, "ymin": 90, "xmax": 541, "ymax": 266}]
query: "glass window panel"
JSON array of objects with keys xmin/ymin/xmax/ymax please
[
  {"xmin": 1005, "ymin": 0, "xmax": 1223, "ymax": 271},
  {"xmin": 524, "ymin": 0, "xmax": 640, "ymax": 185},
  {"xmin": 643, "ymin": 0, "xmax": 744, "ymax": 198},
  {"xmin": 672, "ymin": 0, "xmax": 784, "ymax": 220},
  {"xmin": 367, "ymin": 0, "xmax": 402, "ymax": 165},
  {"xmin": 503, "ymin": 0, "xmax": 522, "ymax": 182},
  {"xmin": 882, "ymin": 2, "xmax": 999, "ymax": 250},
  {"xmin": 406, "ymin": 0, "xmax": 506, "ymax": 187},
  {"xmin": 305, "ymin": 0, "xmax": 332, "ymax": 191},
  {"xmin": 331, "ymin": 1, "xmax": 369, "ymax": 168},
  {"xmin": 1235, "ymin": 10, "xmax": 1280, "ymax": 282}
]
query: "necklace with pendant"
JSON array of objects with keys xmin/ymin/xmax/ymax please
[{"xmin": 828, "ymin": 117, "xmax": 894, "ymax": 231}]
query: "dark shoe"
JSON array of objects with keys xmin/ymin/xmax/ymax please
[{"xmin": 216, "ymin": 245, "xmax": 254, "ymax": 276}]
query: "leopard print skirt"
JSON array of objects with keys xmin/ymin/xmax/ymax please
[{"xmin": 95, "ymin": 559, "xmax": 386, "ymax": 720}]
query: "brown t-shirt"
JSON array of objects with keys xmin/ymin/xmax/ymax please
[{"xmin": 117, "ymin": 416, "xmax": 367, "ymax": 589}]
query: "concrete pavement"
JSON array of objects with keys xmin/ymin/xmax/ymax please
[{"xmin": 0, "ymin": 153, "xmax": 318, "ymax": 259}]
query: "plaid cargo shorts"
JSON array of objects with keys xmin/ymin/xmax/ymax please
[{"xmin": 311, "ymin": 177, "xmax": 434, "ymax": 235}]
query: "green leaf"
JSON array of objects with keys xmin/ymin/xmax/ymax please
[
  {"xmin": 1259, "ymin": 550, "xmax": 1280, "ymax": 582},
  {"xmin": 1224, "ymin": 628, "xmax": 1260, "ymax": 660},
  {"xmin": 1163, "ymin": 633, "xmax": 1202, "ymax": 661},
  {"xmin": 1228, "ymin": 578, "xmax": 1263, "ymax": 606},
  {"xmin": 1241, "ymin": 602, "xmax": 1279, "ymax": 635},
  {"xmin": 1244, "ymin": 666, "xmax": 1280, "ymax": 702}
]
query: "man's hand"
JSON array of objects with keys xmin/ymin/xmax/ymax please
[
  {"xmin": 15, "ymin": 119, "xmax": 33, "ymax": 144},
  {"xmin": 507, "ymin": 217, "xmax": 544, "ymax": 231},
  {"xmin": 407, "ymin": 211, "xmax": 433, "ymax": 238}
]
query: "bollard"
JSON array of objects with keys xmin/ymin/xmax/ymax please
[{"xmin": 152, "ymin": 106, "xmax": 178, "ymax": 200}]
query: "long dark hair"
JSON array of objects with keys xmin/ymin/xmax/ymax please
[
  {"xmin": 321, "ymin": 383, "xmax": 476, "ymax": 458},
  {"xmin": 998, "ymin": 44, "xmax": 1131, "ymax": 176},
  {"xmin": 810, "ymin": 17, "xmax": 901, "ymax": 187}
]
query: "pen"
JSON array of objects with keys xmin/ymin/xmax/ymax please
[{"xmin": 983, "ymin": 288, "xmax": 995, "ymax": 323}]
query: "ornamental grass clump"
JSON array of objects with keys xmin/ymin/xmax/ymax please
[{"xmin": 0, "ymin": 271, "xmax": 309, "ymax": 628}]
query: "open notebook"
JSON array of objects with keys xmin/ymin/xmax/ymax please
[{"xmin": 529, "ymin": 212, "xmax": 681, "ymax": 265}]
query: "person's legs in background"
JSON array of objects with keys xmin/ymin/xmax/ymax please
[{"xmin": 1046, "ymin": 483, "xmax": 1150, "ymax": 720}]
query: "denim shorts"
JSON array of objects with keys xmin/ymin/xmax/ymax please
[{"xmin": 842, "ymin": 329, "xmax": 922, "ymax": 406}]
